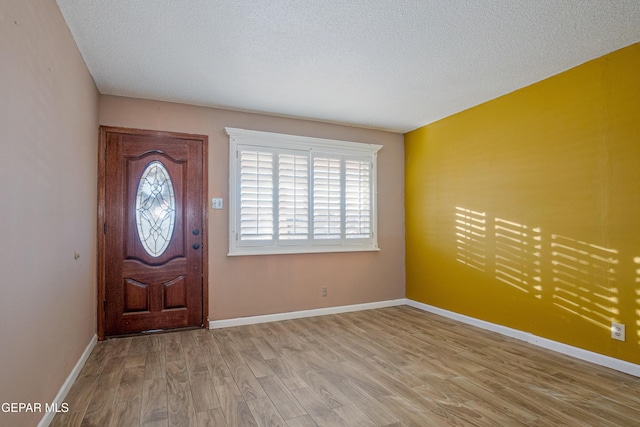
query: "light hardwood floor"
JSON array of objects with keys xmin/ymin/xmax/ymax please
[{"xmin": 51, "ymin": 306, "xmax": 640, "ymax": 426}]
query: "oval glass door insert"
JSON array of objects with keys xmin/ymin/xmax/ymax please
[{"xmin": 135, "ymin": 161, "xmax": 176, "ymax": 257}]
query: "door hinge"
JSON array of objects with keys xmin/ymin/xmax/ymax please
[
  {"xmin": 103, "ymin": 300, "xmax": 107, "ymax": 311},
  {"xmin": 103, "ymin": 223, "xmax": 106, "ymax": 234}
]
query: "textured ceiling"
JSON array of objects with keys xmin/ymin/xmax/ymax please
[{"xmin": 56, "ymin": 0, "xmax": 640, "ymax": 133}]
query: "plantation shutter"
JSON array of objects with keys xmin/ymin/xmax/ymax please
[
  {"xmin": 345, "ymin": 159, "xmax": 372, "ymax": 239},
  {"xmin": 239, "ymin": 149, "xmax": 273, "ymax": 241},
  {"xmin": 227, "ymin": 127, "xmax": 381, "ymax": 255},
  {"xmin": 313, "ymin": 157, "xmax": 342, "ymax": 239},
  {"xmin": 278, "ymin": 152, "xmax": 309, "ymax": 240}
]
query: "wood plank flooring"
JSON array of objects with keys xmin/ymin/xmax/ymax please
[{"xmin": 51, "ymin": 306, "xmax": 640, "ymax": 426}]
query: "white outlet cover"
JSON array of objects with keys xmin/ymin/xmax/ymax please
[{"xmin": 611, "ymin": 322, "xmax": 625, "ymax": 341}]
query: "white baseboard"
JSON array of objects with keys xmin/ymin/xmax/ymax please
[
  {"xmin": 405, "ymin": 299, "xmax": 640, "ymax": 378},
  {"xmin": 209, "ymin": 299, "xmax": 406, "ymax": 329},
  {"xmin": 38, "ymin": 334, "xmax": 98, "ymax": 427}
]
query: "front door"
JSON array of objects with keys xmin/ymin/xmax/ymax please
[{"xmin": 99, "ymin": 127, "xmax": 207, "ymax": 337}]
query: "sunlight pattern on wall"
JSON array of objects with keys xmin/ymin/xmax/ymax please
[
  {"xmin": 551, "ymin": 235, "xmax": 619, "ymax": 330},
  {"xmin": 453, "ymin": 208, "xmax": 627, "ymax": 334},
  {"xmin": 455, "ymin": 207, "xmax": 486, "ymax": 272},
  {"xmin": 494, "ymin": 218, "xmax": 542, "ymax": 298}
]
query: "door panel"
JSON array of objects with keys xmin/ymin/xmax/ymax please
[{"xmin": 100, "ymin": 127, "xmax": 207, "ymax": 337}]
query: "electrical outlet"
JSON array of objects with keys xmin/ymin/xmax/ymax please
[
  {"xmin": 611, "ymin": 322, "xmax": 625, "ymax": 341},
  {"xmin": 321, "ymin": 287, "xmax": 327, "ymax": 297}
]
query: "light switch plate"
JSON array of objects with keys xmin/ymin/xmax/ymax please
[{"xmin": 211, "ymin": 198, "xmax": 223, "ymax": 209}]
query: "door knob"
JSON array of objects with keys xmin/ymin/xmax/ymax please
[{"xmin": 193, "ymin": 243, "xmax": 200, "ymax": 249}]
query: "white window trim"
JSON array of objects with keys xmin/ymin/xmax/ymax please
[{"xmin": 227, "ymin": 127, "xmax": 382, "ymax": 256}]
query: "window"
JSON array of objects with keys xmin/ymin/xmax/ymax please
[
  {"xmin": 227, "ymin": 128, "xmax": 382, "ymax": 255},
  {"xmin": 135, "ymin": 161, "xmax": 176, "ymax": 257}
]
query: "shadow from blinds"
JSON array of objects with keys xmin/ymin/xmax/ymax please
[
  {"xmin": 494, "ymin": 218, "xmax": 542, "ymax": 298},
  {"xmin": 455, "ymin": 207, "xmax": 487, "ymax": 272},
  {"xmin": 454, "ymin": 207, "xmax": 623, "ymax": 333},
  {"xmin": 551, "ymin": 235, "xmax": 619, "ymax": 331}
]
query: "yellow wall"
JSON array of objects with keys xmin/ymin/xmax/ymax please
[{"xmin": 405, "ymin": 43, "xmax": 640, "ymax": 364}]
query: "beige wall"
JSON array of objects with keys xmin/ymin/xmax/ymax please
[
  {"xmin": 0, "ymin": 0, "xmax": 99, "ymax": 425},
  {"xmin": 0, "ymin": 3, "xmax": 402, "ymax": 422},
  {"xmin": 99, "ymin": 96, "xmax": 406, "ymax": 321}
]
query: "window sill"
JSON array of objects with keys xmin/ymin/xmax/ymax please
[{"xmin": 227, "ymin": 245, "xmax": 380, "ymax": 256}]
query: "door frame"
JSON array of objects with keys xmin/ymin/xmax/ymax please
[{"xmin": 97, "ymin": 126, "xmax": 208, "ymax": 340}]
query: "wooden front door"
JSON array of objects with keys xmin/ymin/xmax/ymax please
[{"xmin": 99, "ymin": 127, "xmax": 207, "ymax": 338}]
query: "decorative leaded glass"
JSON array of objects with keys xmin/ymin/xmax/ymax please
[{"xmin": 135, "ymin": 161, "xmax": 176, "ymax": 257}]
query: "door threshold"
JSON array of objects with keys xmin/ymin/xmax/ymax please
[{"xmin": 105, "ymin": 325, "xmax": 204, "ymax": 339}]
